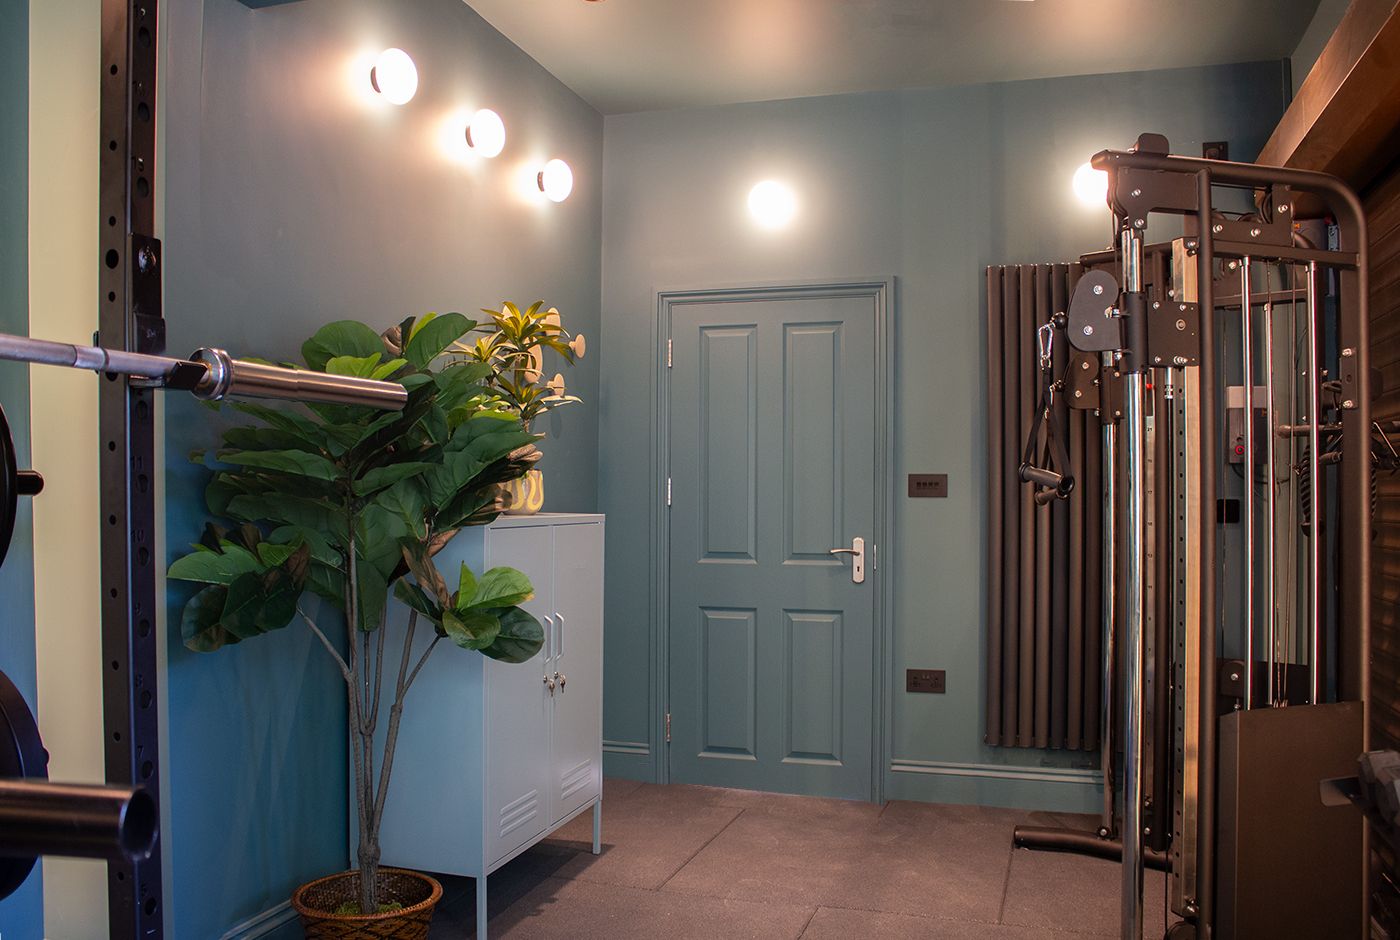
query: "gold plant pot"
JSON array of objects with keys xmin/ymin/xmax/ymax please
[{"xmin": 502, "ymin": 469, "xmax": 545, "ymax": 515}]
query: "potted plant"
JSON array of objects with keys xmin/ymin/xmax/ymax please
[
  {"xmin": 167, "ymin": 313, "xmax": 546, "ymax": 938},
  {"xmin": 457, "ymin": 301, "xmax": 585, "ymax": 514}
]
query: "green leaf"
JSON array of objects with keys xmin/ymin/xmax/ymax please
[
  {"xmin": 326, "ymin": 353, "xmax": 386, "ymax": 378},
  {"xmin": 441, "ymin": 608, "xmax": 501, "ymax": 651},
  {"xmin": 480, "ymin": 607, "xmax": 545, "ymax": 663},
  {"xmin": 168, "ymin": 542, "xmax": 263, "ymax": 585},
  {"xmin": 218, "ymin": 448, "xmax": 340, "ymax": 482},
  {"xmin": 302, "ymin": 320, "xmax": 385, "ymax": 371},
  {"xmin": 404, "ymin": 312, "xmax": 474, "ymax": 370},
  {"xmin": 371, "ymin": 358, "xmax": 408, "ymax": 381},
  {"xmin": 393, "ymin": 578, "xmax": 441, "ymax": 620},
  {"xmin": 353, "ymin": 462, "xmax": 436, "ymax": 497},
  {"xmin": 256, "ymin": 540, "xmax": 302, "ymax": 568},
  {"xmin": 226, "ymin": 493, "xmax": 344, "ymax": 539},
  {"xmin": 454, "ymin": 563, "xmax": 478, "ymax": 611},
  {"xmin": 467, "ymin": 566, "xmax": 533, "ymax": 610},
  {"xmin": 182, "ymin": 584, "xmax": 234, "ymax": 652}
]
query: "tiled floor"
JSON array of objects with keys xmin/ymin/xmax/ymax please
[{"xmin": 426, "ymin": 778, "xmax": 1169, "ymax": 938}]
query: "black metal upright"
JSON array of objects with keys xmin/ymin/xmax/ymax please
[{"xmin": 99, "ymin": 0, "xmax": 165, "ymax": 936}]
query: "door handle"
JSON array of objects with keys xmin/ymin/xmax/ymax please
[{"xmin": 829, "ymin": 536, "xmax": 866, "ymax": 584}]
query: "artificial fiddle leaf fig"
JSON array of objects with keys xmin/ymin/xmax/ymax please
[{"xmin": 169, "ymin": 313, "xmax": 547, "ymax": 915}]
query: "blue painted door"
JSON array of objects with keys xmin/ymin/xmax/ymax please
[{"xmin": 668, "ymin": 289, "xmax": 877, "ymax": 800}]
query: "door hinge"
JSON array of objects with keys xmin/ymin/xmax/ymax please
[
  {"xmin": 667, "ymin": 338, "xmax": 673, "ymax": 368},
  {"xmin": 666, "ymin": 476, "xmax": 672, "ymax": 506},
  {"xmin": 665, "ymin": 712, "xmax": 672, "ymax": 743}
]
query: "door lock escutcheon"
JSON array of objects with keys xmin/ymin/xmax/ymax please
[{"xmin": 829, "ymin": 536, "xmax": 866, "ymax": 584}]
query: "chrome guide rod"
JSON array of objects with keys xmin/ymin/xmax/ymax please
[
  {"xmin": 1307, "ymin": 261, "xmax": 1322, "ymax": 703},
  {"xmin": 1263, "ymin": 294, "xmax": 1277, "ymax": 707},
  {"xmin": 1120, "ymin": 225, "xmax": 1146, "ymax": 940},
  {"xmin": 1101, "ymin": 369, "xmax": 1118, "ymax": 837},
  {"xmin": 1240, "ymin": 258, "xmax": 1255, "ymax": 709},
  {"xmin": 0, "ymin": 332, "xmax": 407, "ymax": 410}
]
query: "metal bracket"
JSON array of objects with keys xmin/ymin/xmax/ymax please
[
  {"xmin": 1147, "ymin": 301, "xmax": 1200, "ymax": 368},
  {"xmin": 1067, "ymin": 352, "xmax": 1099, "ymax": 410},
  {"xmin": 1066, "ymin": 270, "xmax": 1123, "ymax": 353}
]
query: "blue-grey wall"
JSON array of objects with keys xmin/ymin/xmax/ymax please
[
  {"xmin": 0, "ymin": 1, "xmax": 42, "ymax": 936},
  {"xmin": 160, "ymin": 0, "xmax": 601, "ymax": 935},
  {"xmin": 597, "ymin": 60, "xmax": 1289, "ymax": 811}
]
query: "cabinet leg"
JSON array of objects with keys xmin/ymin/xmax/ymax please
[
  {"xmin": 592, "ymin": 798, "xmax": 602, "ymax": 855},
  {"xmin": 476, "ymin": 874, "xmax": 488, "ymax": 939}
]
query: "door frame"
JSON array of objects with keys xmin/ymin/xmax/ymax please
[{"xmin": 649, "ymin": 278, "xmax": 896, "ymax": 801}]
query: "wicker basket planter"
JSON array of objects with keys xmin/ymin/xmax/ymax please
[{"xmin": 292, "ymin": 868, "xmax": 443, "ymax": 940}]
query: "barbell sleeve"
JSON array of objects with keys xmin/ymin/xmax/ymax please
[
  {"xmin": 0, "ymin": 780, "xmax": 157, "ymax": 861},
  {"xmin": 189, "ymin": 348, "xmax": 407, "ymax": 410},
  {"xmin": 0, "ymin": 332, "xmax": 405, "ymax": 411}
]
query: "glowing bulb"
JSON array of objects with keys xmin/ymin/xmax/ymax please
[
  {"xmin": 465, "ymin": 109, "xmax": 506, "ymax": 158},
  {"xmin": 1073, "ymin": 161, "xmax": 1109, "ymax": 207},
  {"xmin": 538, "ymin": 159, "xmax": 574, "ymax": 202},
  {"xmin": 747, "ymin": 180, "xmax": 797, "ymax": 229},
  {"xmin": 370, "ymin": 48, "xmax": 418, "ymax": 106}
]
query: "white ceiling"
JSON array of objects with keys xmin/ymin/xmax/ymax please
[{"xmin": 465, "ymin": 0, "xmax": 1321, "ymax": 115}]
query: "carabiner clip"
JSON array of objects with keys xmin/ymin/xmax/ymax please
[{"xmin": 1037, "ymin": 322, "xmax": 1054, "ymax": 373}]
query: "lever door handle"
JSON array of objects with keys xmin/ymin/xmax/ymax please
[{"xmin": 828, "ymin": 537, "xmax": 866, "ymax": 584}]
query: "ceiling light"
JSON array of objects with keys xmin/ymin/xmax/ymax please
[
  {"xmin": 1072, "ymin": 161, "xmax": 1109, "ymax": 208},
  {"xmin": 747, "ymin": 180, "xmax": 797, "ymax": 229},
  {"xmin": 538, "ymin": 159, "xmax": 574, "ymax": 202},
  {"xmin": 465, "ymin": 109, "xmax": 506, "ymax": 158},
  {"xmin": 370, "ymin": 48, "xmax": 418, "ymax": 106}
]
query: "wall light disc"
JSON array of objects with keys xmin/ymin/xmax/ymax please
[
  {"xmin": 747, "ymin": 180, "xmax": 797, "ymax": 229},
  {"xmin": 465, "ymin": 109, "xmax": 506, "ymax": 158},
  {"xmin": 370, "ymin": 48, "xmax": 418, "ymax": 105},
  {"xmin": 1072, "ymin": 161, "xmax": 1109, "ymax": 207},
  {"xmin": 538, "ymin": 159, "xmax": 574, "ymax": 202}
]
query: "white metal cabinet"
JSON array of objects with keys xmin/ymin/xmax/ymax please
[{"xmin": 364, "ymin": 513, "xmax": 604, "ymax": 939}]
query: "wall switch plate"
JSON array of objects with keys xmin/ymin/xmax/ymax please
[
  {"xmin": 907, "ymin": 669, "xmax": 946, "ymax": 693},
  {"xmin": 908, "ymin": 474, "xmax": 948, "ymax": 498}
]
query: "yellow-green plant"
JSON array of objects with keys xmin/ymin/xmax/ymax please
[{"xmin": 455, "ymin": 301, "xmax": 584, "ymax": 429}]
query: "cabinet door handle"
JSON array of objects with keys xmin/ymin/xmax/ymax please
[
  {"xmin": 542, "ymin": 614, "xmax": 555, "ymax": 662},
  {"xmin": 555, "ymin": 612, "xmax": 564, "ymax": 657}
]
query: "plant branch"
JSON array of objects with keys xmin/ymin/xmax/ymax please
[
  {"xmin": 405, "ymin": 635, "xmax": 442, "ymax": 694},
  {"xmin": 298, "ymin": 606, "xmax": 351, "ymax": 682}
]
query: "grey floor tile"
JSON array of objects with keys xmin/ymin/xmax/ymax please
[
  {"xmin": 801, "ymin": 907, "xmax": 1116, "ymax": 939},
  {"xmin": 661, "ymin": 793, "xmax": 1014, "ymax": 922},
  {"xmin": 479, "ymin": 876, "xmax": 815, "ymax": 939},
  {"xmin": 1001, "ymin": 847, "xmax": 1168, "ymax": 936},
  {"xmin": 537, "ymin": 782, "xmax": 746, "ymax": 889}
]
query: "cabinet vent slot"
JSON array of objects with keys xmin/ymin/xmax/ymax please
[
  {"xmin": 499, "ymin": 789, "xmax": 539, "ymax": 838},
  {"xmin": 561, "ymin": 760, "xmax": 592, "ymax": 802}
]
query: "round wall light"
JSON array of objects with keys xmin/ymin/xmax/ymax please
[
  {"xmin": 1072, "ymin": 161, "xmax": 1109, "ymax": 208},
  {"xmin": 538, "ymin": 159, "xmax": 574, "ymax": 202},
  {"xmin": 747, "ymin": 180, "xmax": 797, "ymax": 229},
  {"xmin": 370, "ymin": 48, "xmax": 418, "ymax": 105},
  {"xmin": 465, "ymin": 109, "xmax": 506, "ymax": 158}
]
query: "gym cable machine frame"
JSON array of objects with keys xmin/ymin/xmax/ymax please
[
  {"xmin": 0, "ymin": 2, "xmax": 406, "ymax": 936},
  {"xmin": 1012, "ymin": 133, "xmax": 1372, "ymax": 939}
]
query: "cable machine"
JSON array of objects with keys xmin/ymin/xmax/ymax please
[{"xmin": 1012, "ymin": 133, "xmax": 1374, "ymax": 939}]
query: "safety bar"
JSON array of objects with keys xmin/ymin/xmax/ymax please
[
  {"xmin": 0, "ymin": 780, "xmax": 157, "ymax": 861},
  {"xmin": 0, "ymin": 333, "xmax": 406, "ymax": 410}
]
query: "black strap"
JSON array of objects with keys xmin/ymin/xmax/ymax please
[{"xmin": 1019, "ymin": 322, "xmax": 1076, "ymax": 504}]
